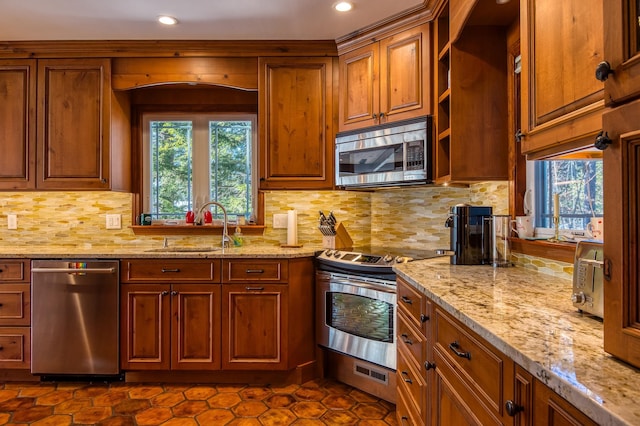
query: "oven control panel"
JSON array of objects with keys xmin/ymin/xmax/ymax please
[{"xmin": 318, "ymin": 249, "xmax": 411, "ymax": 266}]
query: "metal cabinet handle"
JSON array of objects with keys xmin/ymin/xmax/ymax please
[
  {"xmin": 401, "ymin": 333, "xmax": 413, "ymax": 345},
  {"xmin": 161, "ymin": 291, "xmax": 169, "ymax": 296},
  {"xmin": 400, "ymin": 296, "xmax": 412, "ymax": 305},
  {"xmin": 161, "ymin": 268, "xmax": 180, "ymax": 273},
  {"xmin": 372, "ymin": 113, "xmax": 378, "ymax": 119},
  {"xmin": 0, "ymin": 346, "xmax": 3, "ymax": 351},
  {"xmin": 245, "ymin": 269, "xmax": 264, "ymax": 274},
  {"xmin": 424, "ymin": 361, "xmax": 436, "ymax": 370},
  {"xmin": 245, "ymin": 286, "xmax": 264, "ymax": 291},
  {"xmin": 505, "ymin": 400, "xmax": 524, "ymax": 416},
  {"xmin": 449, "ymin": 341, "xmax": 471, "ymax": 360},
  {"xmin": 595, "ymin": 130, "xmax": 613, "ymax": 150},
  {"xmin": 0, "ymin": 303, "xmax": 3, "ymax": 307},
  {"xmin": 400, "ymin": 371, "xmax": 412, "ymax": 384},
  {"xmin": 171, "ymin": 290, "xmax": 178, "ymax": 296},
  {"xmin": 420, "ymin": 314, "xmax": 429, "ymax": 322}
]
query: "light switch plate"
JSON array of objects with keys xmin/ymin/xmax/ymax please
[
  {"xmin": 273, "ymin": 213, "xmax": 288, "ymax": 228},
  {"xmin": 106, "ymin": 214, "xmax": 122, "ymax": 230},
  {"xmin": 7, "ymin": 214, "xmax": 17, "ymax": 230}
]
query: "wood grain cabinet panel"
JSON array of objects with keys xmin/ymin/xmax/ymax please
[
  {"xmin": 0, "ymin": 328, "xmax": 30, "ymax": 369},
  {"xmin": 520, "ymin": 0, "xmax": 604, "ymax": 157},
  {"xmin": 0, "ymin": 60, "xmax": 36, "ymax": 190},
  {"xmin": 258, "ymin": 57, "xmax": 335, "ymax": 189},
  {"xmin": 338, "ymin": 22, "xmax": 431, "ymax": 132},
  {"xmin": 0, "ymin": 259, "xmax": 30, "ymax": 370},
  {"xmin": 0, "ymin": 284, "xmax": 30, "ymax": 327},
  {"xmin": 222, "ymin": 284, "xmax": 287, "ymax": 369}
]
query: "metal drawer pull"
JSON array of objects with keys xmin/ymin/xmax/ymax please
[
  {"xmin": 245, "ymin": 269, "xmax": 265, "ymax": 273},
  {"xmin": 505, "ymin": 400, "xmax": 524, "ymax": 416},
  {"xmin": 171, "ymin": 291, "xmax": 178, "ymax": 296},
  {"xmin": 401, "ymin": 296, "xmax": 412, "ymax": 304},
  {"xmin": 449, "ymin": 341, "xmax": 471, "ymax": 360},
  {"xmin": 161, "ymin": 268, "xmax": 180, "ymax": 273},
  {"xmin": 424, "ymin": 361, "xmax": 436, "ymax": 370},
  {"xmin": 401, "ymin": 334, "xmax": 413, "ymax": 345},
  {"xmin": 161, "ymin": 291, "xmax": 169, "ymax": 296},
  {"xmin": 420, "ymin": 314, "xmax": 430, "ymax": 322},
  {"xmin": 245, "ymin": 286, "xmax": 264, "ymax": 291},
  {"xmin": 401, "ymin": 371, "xmax": 412, "ymax": 384}
]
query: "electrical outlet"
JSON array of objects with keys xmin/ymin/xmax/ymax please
[
  {"xmin": 7, "ymin": 214, "xmax": 17, "ymax": 230},
  {"xmin": 273, "ymin": 213, "xmax": 288, "ymax": 228},
  {"xmin": 106, "ymin": 214, "xmax": 122, "ymax": 230}
]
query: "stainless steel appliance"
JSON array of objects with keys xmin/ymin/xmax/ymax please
[
  {"xmin": 444, "ymin": 204, "xmax": 493, "ymax": 265},
  {"xmin": 335, "ymin": 116, "xmax": 432, "ymax": 188},
  {"xmin": 31, "ymin": 260, "xmax": 120, "ymax": 377},
  {"xmin": 571, "ymin": 241, "xmax": 604, "ymax": 318},
  {"xmin": 316, "ymin": 247, "xmax": 442, "ymax": 402}
]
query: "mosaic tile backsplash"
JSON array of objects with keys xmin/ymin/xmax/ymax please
[{"xmin": 0, "ymin": 182, "xmax": 570, "ymax": 278}]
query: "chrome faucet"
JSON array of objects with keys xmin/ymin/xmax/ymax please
[{"xmin": 196, "ymin": 200, "xmax": 230, "ymax": 248}]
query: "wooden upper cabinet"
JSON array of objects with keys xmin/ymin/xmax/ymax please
[
  {"xmin": 601, "ymin": 0, "xmax": 640, "ymax": 105},
  {"xmin": 0, "ymin": 60, "xmax": 36, "ymax": 190},
  {"xmin": 338, "ymin": 23, "xmax": 431, "ymax": 132},
  {"xmin": 433, "ymin": 0, "xmax": 511, "ymax": 184},
  {"xmin": 37, "ymin": 59, "xmax": 113, "ymax": 189},
  {"xmin": 520, "ymin": 0, "xmax": 605, "ymax": 158},
  {"xmin": 258, "ymin": 57, "xmax": 335, "ymax": 190}
]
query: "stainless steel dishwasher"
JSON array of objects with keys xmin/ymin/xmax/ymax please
[{"xmin": 31, "ymin": 260, "xmax": 120, "ymax": 377}]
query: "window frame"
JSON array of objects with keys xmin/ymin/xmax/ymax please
[{"xmin": 141, "ymin": 112, "xmax": 258, "ymax": 223}]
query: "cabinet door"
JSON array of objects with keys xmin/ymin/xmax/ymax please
[
  {"xmin": 0, "ymin": 60, "xmax": 36, "ymax": 190},
  {"xmin": 0, "ymin": 327, "xmax": 30, "ymax": 369},
  {"xmin": 602, "ymin": 98, "xmax": 640, "ymax": 368},
  {"xmin": 602, "ymin": 0, "xmax": 640, "ymax": 105},
  {"xmin": 37, "ymin": 58, "xmax": 111, "ymax": 189},
  {"xmin": 520, "ymin": 0, "xmax": 604, "ymax": 156},
  {"xmin": 258, "ymin": 57, "xmax": 334, "ymax": 189},
  {"xmin": 0, "ymin": 284, "xmax": 30, "ymax": 326},
  {"xmin": 222, "ymin": 284, "xmax": 287, "ymax": 369},
  {"xmin": 532, "ymin": 379, "xmax": 598, "ymax": 426},
  {"xmin": 338, "ymin": 43, "xmax": 379, "ymax": 131},
  {"xmin": 379, "ymin": 23, "xmax": 431, "ymax": 123},
  {"xmin": 120, "ymin": 284, "xmax": 170, "ymax": 370},
  {"xmin": 171, "ymin": 284, "xmax": 221, "ymax": 370}
]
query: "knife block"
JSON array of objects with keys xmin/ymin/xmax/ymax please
[{"xmin": 322, "ymin": 222, "xmax": 353, "ymax": 249}]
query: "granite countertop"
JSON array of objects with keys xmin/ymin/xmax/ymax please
[
  {"xmin": 394, "ymin": 257, "xmax": 639, "ymax": 426},
  {"xmin": 0, "ymin": 244, "xmax": 322, "ymax": 259}
]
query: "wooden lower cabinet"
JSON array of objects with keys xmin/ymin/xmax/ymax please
[
  {"xmin": 0, "ymin": 260, "xmax": 30, "ymax": 370},
  {"xmin": 222, "ymin": 284, "xmax": 287, "ymax": 369},
  {"xmin": 120, "ymin": 283, "xmax": 221, "ymax": 371},
  {"xmin": 399, "ymin": 284, "xmax": 600, "ymax": 425}
]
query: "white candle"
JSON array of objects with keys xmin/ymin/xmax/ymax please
[
  {"xmin": 287, "ymin": 209, "xmax": 298, "ymax": 246},
  {"xmin": 553, "ymin": 193, "xmax": 560, "ymax": 220}
]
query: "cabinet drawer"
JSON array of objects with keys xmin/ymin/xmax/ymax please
[
  {"xmin": 397, "ymin": 346, "xmax": 427, "ymax": 420},
  {"xmin": 434, "ymin": 306, "xmax": 513, "ymax": 418},
  {"xmin": 397, "ymin": 278, "xmax": 428, "ymax": 331},
  {"xmin": 396, "ymin": 380, "xmax": 422, "ymax": 426},
  {"xmin": 0, "ymin": 284, "xmax": 30, "ymax": 326},
  {"xmin": 121, "ymin": 259, "xmax": 221, "ymax": 282},
  {"xmin": 0, "ymin": 260, "xmax": 28, "ymax": 282},
  {"xmin": 223, "ymin": 259, "xmax": 288, "ymax": 283},
  {"xmin": 0, "ymin": 327, "xmax": 30, "ymax": 369},
  {"xmin": 397, "ymin": 309, "xmax": 425, "ymax": 366}
]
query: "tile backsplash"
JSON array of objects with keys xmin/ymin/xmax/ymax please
[{"xmin": 0, "ymin": 182, "xmax": 570, "ymax": 278}]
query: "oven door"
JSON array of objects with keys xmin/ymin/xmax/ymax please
[{"xmin": 316, "ymin": 271, "xmax": 396, "ymax": 370}]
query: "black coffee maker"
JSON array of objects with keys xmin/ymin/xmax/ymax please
[{"xmin": 445, "ymin": 204, "xmax": 493, "ymax": 265}]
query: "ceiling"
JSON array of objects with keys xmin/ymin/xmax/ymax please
[{"xmin": 0, "ymin": 0, "xmax": 426, "ymax": 41}]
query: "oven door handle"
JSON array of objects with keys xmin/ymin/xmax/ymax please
[{"xmin": 329, "ymin": 277, "xmax": 396, "ymax": 294}]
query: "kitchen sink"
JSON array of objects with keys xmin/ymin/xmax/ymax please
[{"xmin": 145, "ymin": 247, "xmax": 221, "ymax": 253}]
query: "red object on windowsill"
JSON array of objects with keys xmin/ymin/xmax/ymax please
[
  {"xmin": 204, "ymin": 211, "xmax": 213, "ymax": 224},
  {"xmin": 185, "ymin": 211, "xmax": 195, "ymax": 224}
]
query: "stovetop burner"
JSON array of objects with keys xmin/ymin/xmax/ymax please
[{"xmin": 315, "ymin": 246, "xmax": 443, "ymax": 281}]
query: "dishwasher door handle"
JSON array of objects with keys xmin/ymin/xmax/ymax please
[{"xmin": 32, "ymin": 267, "xmax": 116, "ymax": 274}]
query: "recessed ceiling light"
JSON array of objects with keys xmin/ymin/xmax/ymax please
[
  {"xmin": 334, "ymin": 2, "xmax": 353, "ymax": 12},
  {"xmin": 158, "ymin": 15, "xmax": 178, "ymax": 25}
]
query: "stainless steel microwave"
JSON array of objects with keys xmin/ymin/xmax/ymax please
[{"xmin": 335, "ymin": 116, "xmax": 432, "ymax": 188}]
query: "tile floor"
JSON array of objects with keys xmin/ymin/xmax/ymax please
[{"xmin": 0, "ymin": 379, "xmax": 397, "ymax": 425}]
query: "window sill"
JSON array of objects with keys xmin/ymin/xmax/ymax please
[
  {"xmin": 509, "ymin": 237, "xmax": 576, "ymax": 264},
  {"xmin": 131, "ymin": 225, "xmax": 265, "ymax": 236}
]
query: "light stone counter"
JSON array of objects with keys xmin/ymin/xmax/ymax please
[
  {"xmin": 0, "ymin": 244, "xmax": 322, "ymax": 259},
  {"xmin": 394, "ymin": 257, "xmax": 640, "ymax": 426}
]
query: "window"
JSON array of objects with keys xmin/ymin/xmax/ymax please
[
  {"xmin": 142, "ymin": 113, "xmax": 257, "ymax": 223},
  {"xmin": 526, "ymin": 159, "xmax": 603, "ymax": 235}
]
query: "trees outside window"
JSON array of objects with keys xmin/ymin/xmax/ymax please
[{"xmin": 142, "ymin": 114, "xmax": 256, "ymax": 222}]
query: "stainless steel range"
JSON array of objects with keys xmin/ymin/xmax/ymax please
[{"xmin": 315, "ymin": 246, "xmax": 441, "ymax": 403}]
